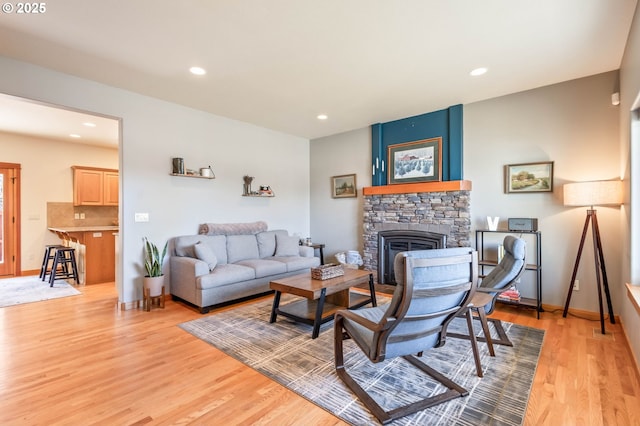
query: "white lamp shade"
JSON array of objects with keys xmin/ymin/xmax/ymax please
[{"xmin": 563, "ymin": 180, "xmax": 622, "ymax": 206}]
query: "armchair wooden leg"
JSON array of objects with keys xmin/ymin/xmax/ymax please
[
  {"xmin": 464, "ymin": 309, "xmax": 483, "ymax": 377},
  {"xmin": 476, "ymin": 306, "xmax": 495, "ymax": 356}
]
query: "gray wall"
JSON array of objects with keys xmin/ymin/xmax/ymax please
[{"xmin": 312, "ymin": 71, "xmax": 622, "ymax": 312}]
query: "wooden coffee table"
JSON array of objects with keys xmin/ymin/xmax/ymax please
[{"xmin": 269, "ymin": 268, "xmax": 376, "ymax": 339}]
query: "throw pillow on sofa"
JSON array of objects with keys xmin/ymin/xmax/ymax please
[
  {"xmin": 194, "ymin": 242, "xmax": 218, "ymax": 271},
  {"xmin": 275, "ymin": 234, "xmax": 300, "ymax": 256}
]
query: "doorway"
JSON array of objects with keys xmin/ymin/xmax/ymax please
[
  {"xmin": 0, "ymin": 163, "xmax": 20, "ymax": 277},
  {"xmin": 0, "ymin": 93, "xmax": 120, "ymax": 285}
]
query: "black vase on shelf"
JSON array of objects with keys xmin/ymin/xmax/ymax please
[{"xmin": 172, "ymin": 157, "xmax": 184, "ymax": 174}]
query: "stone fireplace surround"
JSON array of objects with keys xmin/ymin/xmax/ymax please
[{"xmin": 362, "ymin": 180, "xmax": 472, "ymax": 283}]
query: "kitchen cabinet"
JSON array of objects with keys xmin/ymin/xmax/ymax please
[
  {"xmin": 72, "ymin": 166, "xmax": 119, "ymax": 206},
  {"xmin": 51, "ymin": 226, "xmax": 118, "ymax": 285}
]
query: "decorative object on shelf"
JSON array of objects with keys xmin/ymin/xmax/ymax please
[
  {"xmin": 243, "ymin": 175, "xmax": 254, "ymax": 195},
  {"xmin": 200, "ymin": 166, "xmax": 215, "ymax": 178},
  {"xmin": 170, "ymin": 160, "xmax": 215, "ymax": 179},
  {"xmin": 562, "ymin": 179, "xmax": 622, "ymax": 334},
  {"xmin": 310, "ymin": 263, "xmax": 344, "ymax": 280},
  {"xmin": 387, "ymin": 137, "xmax": 442, "ymax": 184},
  {"xmin": 508, "ymin": 218, "xmax": 538, "ymax": 231},
  {"xmin": 172, "ymin": 157, "xmax": 184, "ymax": 175},
  {"xmin": 143, "ymin": 237, "xmax": 167, "ymax": 298},
  {"xmin": 259, "ymin": 185, "xmax": 274, "ymax": 196},
  {"xmin": 504, "ymin": 161, "xmax": 554, "ymax": 193},
  {"xmin": 331, "ymin": 174, "xmax": 357, "ymax": 198},
  {"xmin": 487, "ymin": 216, "xmax": 500, "ymax": 231}
]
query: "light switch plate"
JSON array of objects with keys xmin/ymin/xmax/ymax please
[{"xmin": 134, "ymin": 213, "xmax": 149, "ymax": 222}]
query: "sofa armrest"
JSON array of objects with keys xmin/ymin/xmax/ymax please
[
  {"xmin": 170, "ymin": 256, "xmax": 209, "ymax": 304},
  {"xmin": 299, "ymin": 245, "xmax": 314, "ymax": 257}
]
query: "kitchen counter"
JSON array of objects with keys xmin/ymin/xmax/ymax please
[
  {"xmin": 48, "ymin": 226, "xmax": 119, "ymax": 233},
  {"xmin": 49, "ymin": 226, "xmax": 118, "ymax": 285}
]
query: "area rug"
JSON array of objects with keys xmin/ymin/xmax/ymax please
[
  {"xmin": 0, "ymin": 275, "xmax": 81, "ymax": 308},
  {"xmin": 179, "ymin": 296, "xmax": 544, "ymax": 425}
]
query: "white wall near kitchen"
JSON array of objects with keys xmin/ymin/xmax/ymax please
[
  {"xmin": 0, "ymin": 55, "xmax": 312, "ymax": 304},
  {"xmin": 0, "ymin": 131, "xmax": 118, "ymax": 270}
]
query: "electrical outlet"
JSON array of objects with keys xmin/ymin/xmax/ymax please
[{"xmin": 573, "ymin": 279, "xmax": 579, "ymax": 291}]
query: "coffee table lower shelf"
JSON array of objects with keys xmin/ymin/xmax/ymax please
[
  {"xmin": 269, "ymin": 269, "xmax": 376, "ymax": 339},
  {"xmin": 275, "ymin": 292, "xmax": 372, "ymax": 325}
]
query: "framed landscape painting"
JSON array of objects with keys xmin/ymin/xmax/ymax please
[
  {"xmin": 504, "ymin": 161, "xmax": 554, "ymax": 193},
  {"xmin": 331, "ymin": 174, "xmax": 357, "ymax": 198},
  {"xmin": 388, "ymin": 137, "xmax": 442, "ymax": 184}
]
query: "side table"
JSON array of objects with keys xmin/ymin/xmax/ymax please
[{"xmin": 308, "ymin": 243, "xmax": 325, "ymax": 264}]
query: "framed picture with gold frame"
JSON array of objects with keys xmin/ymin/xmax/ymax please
[
  {"xmin": 331, "ymin": 174, "xmax": 357, "ymax": 198},
  {"xmin": 504, "ymin": 161, "xmax": 554, "ymax": 193},
  {"xmin": 388, "ymin": 137, "xmax": 442, "ymax": 184}
]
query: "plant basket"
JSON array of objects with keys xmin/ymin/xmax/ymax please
[{"xmin": 311, "ymin": 263, "xmax": 344, "ymax": 280}]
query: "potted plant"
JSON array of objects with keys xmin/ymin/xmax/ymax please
[{"xmin": 143, "ymin": 237, "xmax": 168, "ymax": 297}]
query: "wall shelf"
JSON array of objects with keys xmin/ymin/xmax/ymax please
[
  {"xmin": 170, "ymin": 173, "xmax": 215, "ymax": 180},
  {"xmin": 242, "ymin": 193, "xmax": 275, "ymax": 198}
]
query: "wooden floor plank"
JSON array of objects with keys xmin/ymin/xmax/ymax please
[{"xmin": 0, "ymin": 282, "xmax": 638, "ymax": 425}]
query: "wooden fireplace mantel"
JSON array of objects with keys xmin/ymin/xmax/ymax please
[{"xmin": 362, "ymin": 180, "xmax": 472, "ymax": 196}]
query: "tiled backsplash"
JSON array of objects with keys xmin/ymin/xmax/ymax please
[{"xmin": 47, "ymin": 202, "xmax": 118, "ymax": 227}]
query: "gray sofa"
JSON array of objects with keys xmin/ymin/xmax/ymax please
[{"xmin": 169, "ymin": 222, "xmax": 320, "ymax": 313}]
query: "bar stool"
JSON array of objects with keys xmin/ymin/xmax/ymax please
[
  {"xmin": 39, "ymin": 244, "xmax": 66, "ymax": 281},
  {"xmin": 48, "ymin": 247, "xmax": 79, "ymax": 287}
]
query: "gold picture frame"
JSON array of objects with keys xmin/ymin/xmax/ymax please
[
  {"xmin": 504, "ymin": 161, "xmax": 554, "ymax": 193},
  {"xmin": 331, "ymin": 174, "xmax": 357, "ymax": 198}
]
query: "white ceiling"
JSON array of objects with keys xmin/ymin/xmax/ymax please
[
  {"xmin": 0, "ymin": 0, "xmax": 636, "ymax": 142},
  {"xmin": 0, "ymin": 94, "xmax": 119, "ymax": 147}
]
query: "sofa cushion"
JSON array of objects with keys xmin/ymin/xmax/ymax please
[
  {"xmin": 270, "ymin": 255, "xmax": 320, "ymax": 272},
  {"xmin": 227, "ymin": 235, "xmax": 259, "ymax": 263},
  {"xmin": 174, "ymin": 235, "xmax": 227, "ymax": 264},
  {"xmin": 174, "ymin": 235, "xmax": 201, "ymax": 258},
  {"xmin": 197, "ymin": 264, "xmax": 256, "ymax": 290},
  {"xmin": 275, "ymin": 234, "xmax": 300, "ymax": 256},
  {"xmin": 256, "ymin": 230, "xmax": 288, "ymax": 258},
  {"xmin": 194, "ymin": 242, "xmax": 218, "ymax": 271},
  {"xmin": 236, "ymin": 259, "xmax": 287, "ymax": 278},
  {"xmin": 199, "ymin": 221, "xmax": 268, "ymax": 236}
]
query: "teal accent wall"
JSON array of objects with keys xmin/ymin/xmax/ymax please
[{"xmin": 371, "ymin": 105, "xmax": 463, "ymax": 185}]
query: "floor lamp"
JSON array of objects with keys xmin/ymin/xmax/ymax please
[{"xmin": 562, "ymin": 180, "xmax": 622, "ymax": 334}]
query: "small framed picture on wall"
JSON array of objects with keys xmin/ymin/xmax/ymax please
[
  {"xmin": 331, "ymin": 174, "xmax": 357, "ymax": 198},
  {"xmin": 504, "ymin": 161, "xmax": 554, "ymax": 193}
]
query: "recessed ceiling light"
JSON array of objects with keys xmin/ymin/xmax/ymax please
[
  {"xmin": 317, "ymin": 114, "xmax": 328, "ymax": 120},
  {"xmin": 83, "ymin": 122, "xmax": 96, "ymax": 127},
  {"xmin": 470, "ymin": 67, "xmax": 488, "ymax": 76},
  {"xmin": 69, "ymin": 134, "xmax": 81, "ymax": 138},
  {"xmin": 189, "ymin": 66, "xmax": 206, "ymax": 76}
]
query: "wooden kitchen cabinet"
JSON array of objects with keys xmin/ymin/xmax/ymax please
[
  {"xmin": 72, "ymin": 166, "xmax": 119, "ymax": 206},
  {"xmin": 103, "ymin": 171, "xmax": 119, "ymax": 205},
  {"xmin": 68, "ymin": 230, "xmax": 116, "ymax": 285}
]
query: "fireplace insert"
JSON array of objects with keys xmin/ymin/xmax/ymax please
[{"xmin": 378, "ymin": 230, "xmax": 446, "ymax": 285}]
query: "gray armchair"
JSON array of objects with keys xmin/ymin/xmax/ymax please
[
  {"xmin": 449, "ymin": 235, "xmax": 526, "ymax": 355},
  {"xmin": 334, "ymin": 248, "xmax": 479, "ymax": 424}
]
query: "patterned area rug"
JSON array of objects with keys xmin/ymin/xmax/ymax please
[
  {"xmin": 179, "ymin": 295, "xmax": 544, "ymax": 425},
  {"xmin": 0, "ymin": 275, "xmax": 81, "ymax": 308}
]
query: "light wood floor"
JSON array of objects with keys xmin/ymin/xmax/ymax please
[{"xmin": 1, "ymin": 282, "xmax": 639, "ymax": 425}]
